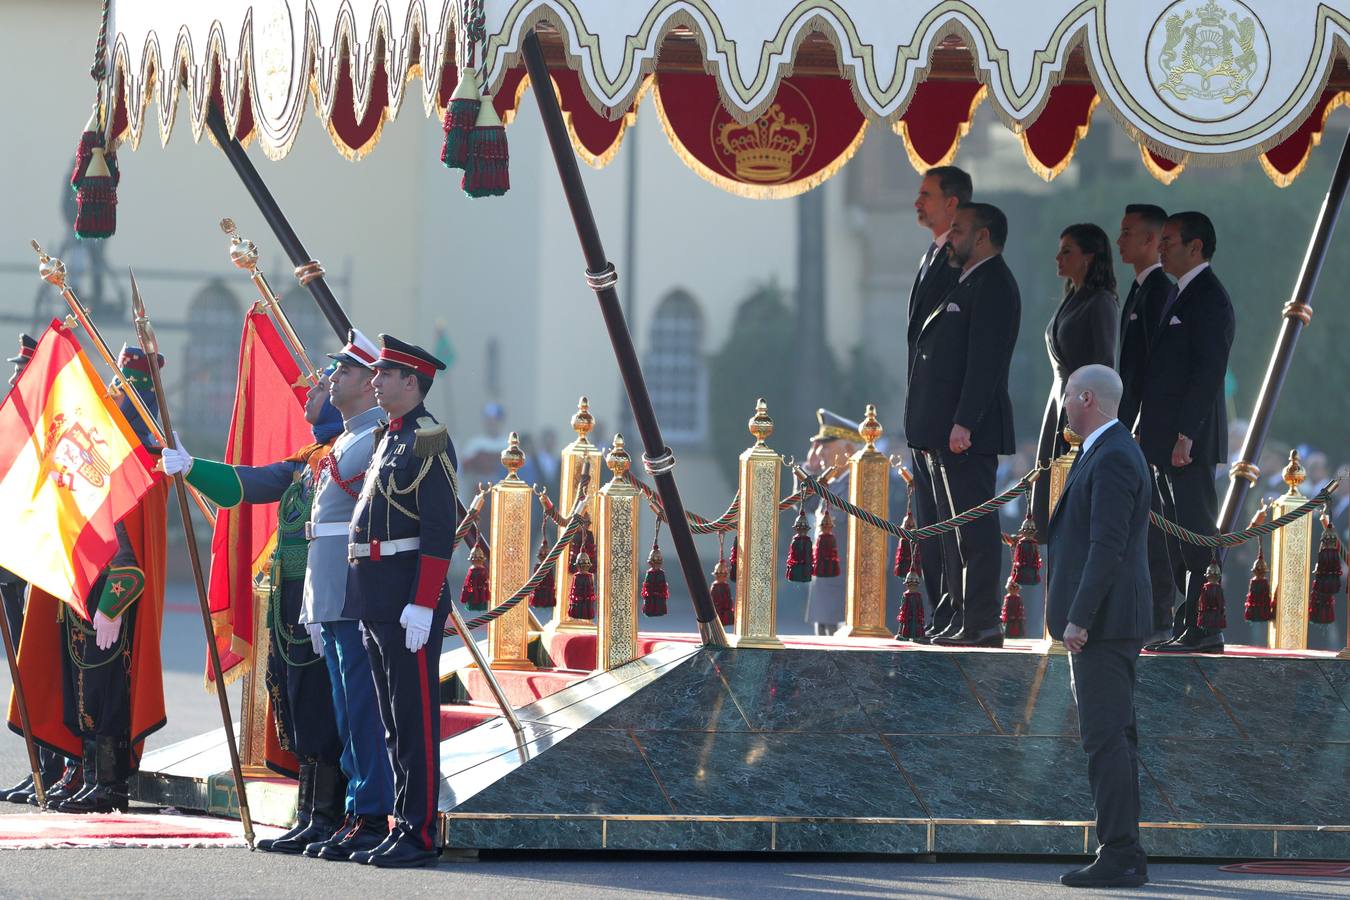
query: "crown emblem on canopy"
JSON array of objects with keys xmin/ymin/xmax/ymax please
[
  {"xmin": 1149, "ymin": 0, "xmax": 1266, "ymax": 121},
  {"xmin": 716, "ymin": 105, "xmax": 811, "ymax": 183}
]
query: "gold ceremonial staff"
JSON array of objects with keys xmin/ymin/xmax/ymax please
[
  {"xmin": 30, "ymin": 241, "xmax": 218, "ymax": 528},
  {"xmin": 130, "ymin": 271, "xmax": 255, "ymax": 850},
  {"xmin": 219, "ymin": 219, "xmax": 318, "ymax": 385}
]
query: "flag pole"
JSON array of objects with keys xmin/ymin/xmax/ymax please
[
  {"xmin": 0, "ymin": 584, "xmax": 45, "ymax": 808},
  {"xmin": 30, "ymin": 242, "xmax": 218, "ymax": 529},
  {"xmin": 128, "ymin": 270, "xmax": 255, "ymax": 850}
]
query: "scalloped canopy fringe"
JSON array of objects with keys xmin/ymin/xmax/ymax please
[{"xmin": 106, "ymin": 1, "xmax": 1350, "ymax": 192}]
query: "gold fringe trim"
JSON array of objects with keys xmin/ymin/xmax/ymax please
[
  {"xmin": 504, "ymin": 72, "xmax": 651, "ymax": 168},
  {"xmin": 1258, "ymin": 91, "xmax": 1350, "ymax": 188},
  {"xmin": 892, "ymin": 85, "xmax": 988, "ymax": 174},
  {"xmin": 650, "ymin": 78, "xmax": 868, "ymax": 199},
  {"xmin": 1139, "ymin": 144, "xmax": 1185, "ymax": 186},
  {"xmin": 1018, "ymin": 93, "xmax": 1101, "ymax": 183}
]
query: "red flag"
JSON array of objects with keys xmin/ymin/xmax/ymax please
[
  {"xmin": 207, "ymin": 310, "xmax": 309, "ymax": 683},
  {"xmin": 0, "ymin": 320, "xmax": 159, "ymax": 610}
]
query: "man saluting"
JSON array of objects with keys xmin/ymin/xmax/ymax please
[{"xmin": 344, "ymin": 335, "xmax": 458, "ymax": 868}]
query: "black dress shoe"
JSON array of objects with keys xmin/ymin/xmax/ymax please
[
  {"xmin": 2, "ymin": 776, "xmax": 33, "ymax": 804},
  {"xmin": 932, "ymin": 628, "xmax": 1004, "ymax": 648},
  {"xmin": 370, "ymin": 837, "xmax": 440, "ymax": 869},
  {"xmin": 311, "ymin": 815, "xmax": 390, "ymax": 861},
  {"xmin": 351, "ymin": 829, "xmax": 402, "ymax": 865},
  {"xmin": 1146, "ymin": 629, "xmax": 1223, "ymax": 654},
  {"xmin": 1060, "ymin": 857, "xmax": 1148, "ymax": 888}
]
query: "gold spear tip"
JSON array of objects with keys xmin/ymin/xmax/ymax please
[{"xmin": 219, "ymin": 218, "xmax": 237, "ymax": 236}]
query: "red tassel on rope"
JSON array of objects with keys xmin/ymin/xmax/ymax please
[
  {"xmin": 710, "ymin": 556, "xmax": 734, "ymax": 627},
  {"xmin": 894, "ymin": 503, "xmax": 916, "ymax": 577},
  {"xmin": 441, "ymin": 70, "xmax": 481, "ymax": 171},
  {"xmin": 529, "ymin": 532, "xmax": 556, "ymax": 608},
  {"xmin": 728, "ymin": 542, "xmax": 738, "ymax": 583},
  {"xmin": 1195, "ymin": 554, "xmax": 1227, "ymax": 630},
  {"xmin": 786, "ymin": 506, "xmax": 813, "ymax": 583},
  {"xmin": 569, "ymin": 524, "xmax": 597, "ymax": 575},
  {"xmin": 71, "ymin": 111, "xmax": 102, "ymax": 190},
  {"xmin": 74, "ymin": 146, "xmax": 117, "ymax": 240},
  {"xmin": 895, "ymin": 547, "xmax": 925, "ymax": 641},
  {"xmin": 813, "ymin": 510, "xmax": 841, "ymax": 578},
  {"xmin": 1001, "ymin": 578, "xmax": 1026, "ymax": 638},
  {"xmin": 462, "ymin": 94, "xmax": 510, "ymax": 198},
  {"xmin": 460, "ymin": 533, "xmax": 490, "ymax": 612},
  {"xmin": 1243, "ymin": 542, "xmax": 1273, "ymax": 622},
  {"xmin": 1310, "ymin": 515, "xmax": 1341, "ymax": 625},
  {"xmin": 567, "ymin": 547, "xmax": 596, "ymax": 620},
  {"xmin": 641, "ymin": 538, "xmax": 669, "ymax": 617},
  {"xmin": 1010, "ymin": 512, "xmax": 1041, "ymax": 586}
]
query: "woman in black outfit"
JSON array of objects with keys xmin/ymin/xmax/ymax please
[{"xmin": 1030, "ymin": 223, "xmax": 1119, "ymax": 538}]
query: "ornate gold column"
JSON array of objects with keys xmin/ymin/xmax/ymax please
[
  {"xmin": 548, "ymin": 397, "xmax": 601, "ymax": 635},
  {"xmin": 1270, "ymin": 451, "xmax": 1313, "ymax": 650},
  {"xmin": 839, "ymin": 405, "xmax": 891, "ymax": 638},
  {"xmin": 489, "ymin": 433, "xmax": 536, "ymax": 670},
  {"xmin": 733, "ymin": 399, "xmax": 784, "ymax": 650},
  {"xmin": 1040, "ymin": 427, "xmax": 1082, "ymax": 655},
  {"xmin": 596, "ymin": 435, "xmax": 641, "ymax": 670},
  {"xmin": 237, "ymin": 580, "xmax": 274, "ymax": 777}
]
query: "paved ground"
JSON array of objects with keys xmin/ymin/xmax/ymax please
[{"xmin": 2, "ymin": 589, "xmax": 1346, "ymax": 897}]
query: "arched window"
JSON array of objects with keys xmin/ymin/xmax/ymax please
[
  {"xmin": 180, "ymin": 280, "xmax": 243, "ymax": 453},
  {"xmin": 647, "ymin": 290, "xmax": 707, "ymax": 443}
]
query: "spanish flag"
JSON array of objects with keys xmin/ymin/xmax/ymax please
[{"xmin": 0, "ymin": 320, "xmax": 159, "ymax": 614}]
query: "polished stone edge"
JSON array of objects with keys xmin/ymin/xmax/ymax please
[
  {"xmin": 934, "ymin": 823, "xmax": 1086, "ymax": 855},
  {"xmin": 605, "ymin": 820, "xmax": 774, "ymax": 852},
  {"xmin": 774, "ymin": 822, "xmax": 928, "ymax": 854}
]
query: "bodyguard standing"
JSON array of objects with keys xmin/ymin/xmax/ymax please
[
  {"xmin": 906, "ymin": 202, "xmax": 1021, "ymax": 647},
  {"xmin": 344, "ymin": 335, "xmax": 458, "ymax": 868},
  {"xmin": 1138, "ymin": 212, "xmax": 1235, "ymax": 654},
  {"xmin": 1047, "ymin": 364, "xmax": 1152, "ymax": 889}
]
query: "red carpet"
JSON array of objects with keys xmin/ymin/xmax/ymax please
[{"xmin": 0, "ymin": 812, "xmax": 283, "ymax": 849}]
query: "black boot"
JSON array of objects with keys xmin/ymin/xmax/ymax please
[
  {"xmin": 259, "ymin": 761, "xmax": 315, "ymax": 853},
  {"xmin": 58, "ymin": 737, "xmax": 129, "ymax": 813},
  {"xmin": 268, "ymin": 763, "xmax": 345, "ymax": 854},
  {"xmin": 37, "ymin": 746, "xmax": 89, "ymax": 806},
  {"xmin": 311, "ymin": 814, "xmax": 391, "ymax": 861},
  {"xmin": 9, "ymin": 750, "xmax": 68, "ymax": 805}
]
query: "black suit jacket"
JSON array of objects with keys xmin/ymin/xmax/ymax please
[
  {"xmin": 1117, "ymin": 266, "xmax": 1172, "ymax": 431},
  {"xmin": 1135, "ymin": 265, "xmax": 1235, "ymax": 467},
  {"xmin": 906, "ymin": 242, "xmax": 959, "ymax": 364},
  {"xmin": 1046, "ymin": 421, "xmax": 1153, "ymax": 640},
  {"xmin": 905, "ymin": 254, "xmax": 1020, "ymax": 454},
  {"xmin": 1035, "ymin": 286, "xmax": 1118, "ymax": 464}
]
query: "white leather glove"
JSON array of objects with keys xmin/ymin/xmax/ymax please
[
  {"xmin": 92, "ymin": 610, "xmax": 122, "ymax": 650},
  {"xmin": 159, "ymin": 432, "xmax": 193, "ymax": 476},
  {"xmin": 399, "ymin": 604, "xmax": 433, "ymax": 653},
  {"xmin": 306, "ymin": 623, "xmax": 325, "ymax": 657}
]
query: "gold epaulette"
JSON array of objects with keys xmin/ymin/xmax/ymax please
[{"xmin": 413, "ymin": 417, "xmax": 448, "ymax": 459}]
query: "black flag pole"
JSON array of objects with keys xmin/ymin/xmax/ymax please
[{"xmin": 129, "ymin": 271, "xmax": 255, "ymax": 850}]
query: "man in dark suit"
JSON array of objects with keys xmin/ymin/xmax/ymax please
[
  {"xmin": 907, "ymin": 166, "xmax": 970, "ymax": 636},
  {"xmin": 1048, "ymin": 364, "xmax": 1152, "ymax": 889},
  {"xmin": 906, "ymin": 202, "xmax": 1020, "ymax": 647},
  {"xmin": 1116, "ymin": 203, "xmax": 1178, "ymax": 639},
  {"xmin": 1137, "ymin": 212, "xmax": 1235, "ymax": 654}
]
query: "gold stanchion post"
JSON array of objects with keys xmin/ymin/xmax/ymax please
[
  {"xmin": 839, "ymin": 405, "xmax": 891, "ymax": 638},
  {"xmin": 548, "ymin": 398, "xmax": 601, "ymax": 636},
  {"xmin": 1040, "ymin": 426, "xmax": 1082, "ymax": 655},
  {"xmin": 489, "ymin": 433, "xmax": 536, "ymax": 671},
  {"xmin": 733, "ymin": 400, "xmax": 784, "ymax": 650},
  {"xmin": 237, "ymin": 580, "xmax": 276, "ymax": 776},
  {"xmin": 1270, "ymin": 450, "xmax": 1314, "ymax": 650},
  {"xmin": 596, "ymin": 435, "xmax": 641, "ymax": 671}
]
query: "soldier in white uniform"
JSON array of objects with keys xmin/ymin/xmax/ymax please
[{"xmin": 803, "ymin": 410, "xmax": 861, "ymax": 635}]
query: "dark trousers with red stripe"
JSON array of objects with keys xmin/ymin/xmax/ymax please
[{"xmin": 362, "ymin": 613, "xmax": 445, "ymax": 851}]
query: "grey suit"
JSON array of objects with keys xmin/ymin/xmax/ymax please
[
  {"xmin": 1047, "ymin": 420, "xmax": 1152, "ymax": 869},
  {"xmin": 804, "ymin": 471, "xmax": 849, "ymax": 627},
  {"xmin": 301, "ymin": 405, "xmax": 383, "ymax": 625}
]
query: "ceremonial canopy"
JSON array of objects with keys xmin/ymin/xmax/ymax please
[{"xmin": 105, "ymin": 1, "xmax": 1350, "ymax": 193}]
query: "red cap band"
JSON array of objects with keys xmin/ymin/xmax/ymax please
[{"xmin": 379, "ymin": 347, "xmax": 436, "ymax": 377}]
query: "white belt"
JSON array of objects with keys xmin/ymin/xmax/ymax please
[
  {"xmin": 305, "ymin": 522, "xmax": 348, "ymax": 540},
  {"xmin": 348, "ymin": 537, "xmax": 420, "ymax": 561}
]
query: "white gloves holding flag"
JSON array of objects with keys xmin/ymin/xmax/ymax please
[
  {"xmin": 306, "ymin": 623, "xmax": 325, "ymax": 657},
  {"xmin": 92, "ymin": 609, "xmax": 122, "ymax": 650},
  {"xmin": 399, "ymin": 604, "xmax": 433, "ymax": 653},
  {"xmin": 159, "ymin": 431, "xmax": 193, "ymax": 476}
]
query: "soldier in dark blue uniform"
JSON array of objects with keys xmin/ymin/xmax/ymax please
[
  {"xmin": 161, "ymin": 372, "xmax": 347, "ymax": 851},
  {"xmin": 344, "ymin": 335, "xmax": 457, "ymax": 868},
  {"xmin": 1, "ymin": 334, "xmax": 67, "ymax": 805}
]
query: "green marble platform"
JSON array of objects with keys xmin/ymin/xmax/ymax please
[{"xmin": 439, "ymin": 645, "xmax": 1350, "ymax": 859}]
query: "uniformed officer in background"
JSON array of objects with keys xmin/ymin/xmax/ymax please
[
  {"xmin": 344, "ymin": 335, "xmax": 458, "ymax": 868},
  {"xmin": 803, "ymin": 410, "xmax": 862, "ymax": 635}
]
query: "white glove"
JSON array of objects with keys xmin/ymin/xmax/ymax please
[
  {"xmin": 399, "ymin": 604, "xmax": 433, "ymax": 653},
  {"xmin": 93, "ymin": 609, "xmax": 122, "ymax": 650},
  {"xmin": 159, "ymin": 431, "xmax": 193, "ymax": 476},
  {"xmin": 306, "ymin": 623, "xmax": 325, "ymax": 657}
]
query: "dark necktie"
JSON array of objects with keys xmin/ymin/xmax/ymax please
[
  {"xmin": 1124, "ymin": 279, "xmax": 1140, "ymax": 315},
  {"xmin": 918, "ymin": 241, "xmax": 939, "ymax": 282},
  {"xmin": 1156, "ymin": 283, "xmax": 1180, "ymax": 328}
]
